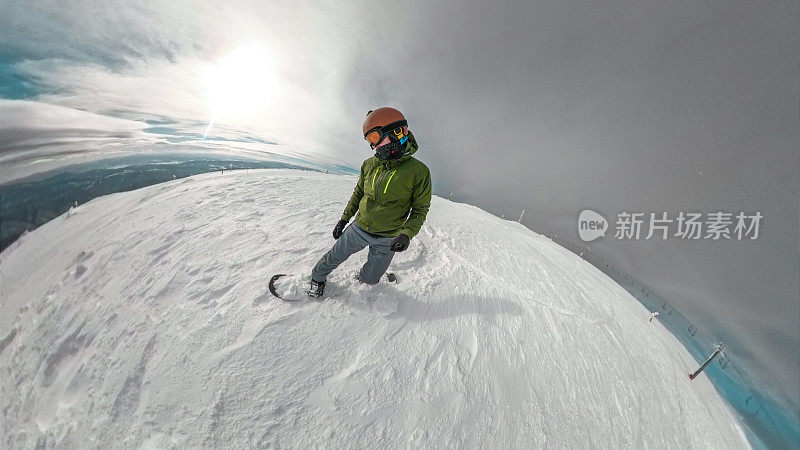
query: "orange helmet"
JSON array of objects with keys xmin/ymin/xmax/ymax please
[{"xmin": 362, "ymin": 107, "xmax": 407, "ymax": 135}]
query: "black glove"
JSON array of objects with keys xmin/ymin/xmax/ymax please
[
  {"xmin": 332, "ymin": 219, "xmax": 348, "ymax": 239},
  {"xmin": 390, "ymin": 234, "xmax": 410, "ymax": 252}
]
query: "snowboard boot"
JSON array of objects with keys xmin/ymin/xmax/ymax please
[{"xmin": 307, "ymin": 279, "xmax": 325, "ymax": 298}]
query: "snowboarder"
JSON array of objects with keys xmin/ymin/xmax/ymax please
[{"xmin": 307, "ymin": 107, "xmax": 432, "ymax": 298}]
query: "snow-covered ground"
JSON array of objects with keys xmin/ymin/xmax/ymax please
[{"xmin": 0, "ymin": 169, "xmax": 749, "ymax": 448}]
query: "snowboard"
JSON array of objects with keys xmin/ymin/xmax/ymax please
[
  {"xmin": 268, "ymin": 274, "xmax": 313, "ymax": 302},
  {"xmin": 268, "ymin": 272, "xmax": 398, "ymax": 302}
]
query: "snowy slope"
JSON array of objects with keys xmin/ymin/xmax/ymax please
[{"xmin": 0, "ymin": 169, "xmax": 748, "ymax": 448}]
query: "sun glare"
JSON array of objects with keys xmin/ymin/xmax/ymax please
[{"xmin": 204, "ymin": 44, "xmax": 277, "ymax": 126}]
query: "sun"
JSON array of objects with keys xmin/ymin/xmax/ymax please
[{"xmin": 204, "ymin": 44, "xmax": 277, "ymax": 126}]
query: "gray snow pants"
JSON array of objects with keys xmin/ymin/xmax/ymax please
[{"xmin": 311, "ymin": 222, "xmax": 395, "ymax": 285}]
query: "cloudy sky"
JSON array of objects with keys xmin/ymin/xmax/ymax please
[{"xmin": 1, "ymin": 0, "xmax": 797, "ymax": 424}]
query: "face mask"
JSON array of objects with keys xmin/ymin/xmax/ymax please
[{"xmin": 374, "ymin": 138, "xmax": 407, "ymax": 160}]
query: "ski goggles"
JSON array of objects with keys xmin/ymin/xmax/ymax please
[{"xmin": 364, "ymin": 120, "xmax": 408, "ymax": 147}]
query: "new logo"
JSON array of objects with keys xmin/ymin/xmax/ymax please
[{"xmin": 578, "ymin": 209, "xmax": 608, "ymax": 242}]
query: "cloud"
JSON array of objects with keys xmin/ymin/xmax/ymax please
[
  {"xmin": 0, "ymin": 99, "xmax": 148, "ymax": 159},
  {"xmin": 0, "ymin": 99, "xmax": 344, "ymax": 184},
  {"xmin": 1, "ymin": 0, "xmax": 380, "ymax": 166}
]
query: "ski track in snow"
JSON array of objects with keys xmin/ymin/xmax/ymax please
[{"xmin": 0, "ymin": 169, "xmax": 748, "ymax": 448}]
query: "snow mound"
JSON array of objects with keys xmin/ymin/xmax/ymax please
[{"xmin": 0, "ymin": 169, "xmax": 748, "ymax": 448}]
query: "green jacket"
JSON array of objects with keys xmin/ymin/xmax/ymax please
[{"xmin": 342, "ymin": 132, "xmax": 431, "ymax": 239}]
